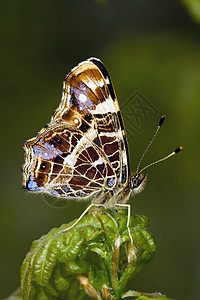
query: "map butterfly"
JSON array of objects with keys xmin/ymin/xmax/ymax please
[{"xmin": 22, "ymin": 58, "xmax": 182, "ymax": 243}]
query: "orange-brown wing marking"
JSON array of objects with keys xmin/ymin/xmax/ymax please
[{"xmin": 52, "ymin": 61, "xmax": 109, "ymax": 122}]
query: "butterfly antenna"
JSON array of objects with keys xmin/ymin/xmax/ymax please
[
  {"xmin": 136, "ymin": 115, "xmax": 166, "ymax": 174},
  {"xmin": 139, "ymin": 146, "xmax": 183, "ymax": 174}
]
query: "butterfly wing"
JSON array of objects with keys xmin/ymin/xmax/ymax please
[
  {"xmin": 23, "ymin": 58, "xmax": 130, "ymax": 200},
  {"xmin": 53, "ymin": 58, "xmax": 130, "ymax": 186}
]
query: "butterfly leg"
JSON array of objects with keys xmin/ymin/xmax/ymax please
[
  {"xmin": 63, "ymin": 203, "xmax": 102, "ymax": 233},
  {"xmin": 116, "ymin": 203, "xmax": 133, "ymax": 245}
]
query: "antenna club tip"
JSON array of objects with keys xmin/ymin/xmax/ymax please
[
  {"xmin": 175, "ymin": 146, "xmax": 183, "ymax": 154},
  {"xmin": 159, "ymin": 115, "xmax": 166, "ymax": 127}
]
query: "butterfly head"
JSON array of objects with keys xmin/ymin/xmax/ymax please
[{"xmin": 130, "ymin": 173, "xmax": 147, "ymax": 195}]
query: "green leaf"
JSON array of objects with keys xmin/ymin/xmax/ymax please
[
  {"xmin": 59, "ymin": 230, "xmax": 84, "ymax": 262},
  {"xmin": 50, "ymin": 264, "xmax": 71, "ymax": 292},
  {"xmin": 18, "ymin": 208, "xmax": 157, "ymax": 299},
  {"xmin": 20, "ymin": 251, "xmax": 33, "ymax": 299},
  {"xmin": 118, "ymin": 266, "xmax": 135, "ymax": 292},
  {"xmin": 33, "ymin": 234, "xmax": 62, "ymax": 286},
  {"xmin": 88, "ymin": 264, "xmax": 109, "ymax": 291}
]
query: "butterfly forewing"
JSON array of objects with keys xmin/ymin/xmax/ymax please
[{"xmin": 23, "ymin": 58, "xmax": 130, "ymax": 205}]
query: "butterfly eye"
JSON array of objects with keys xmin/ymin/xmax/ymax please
[
  {"xmin": 131, "ymin": 177, "xmax": 140, "ymax": 188},
  {"xmin": 133, "ymin": 179, "xmax": 138, "ymax": 186}
]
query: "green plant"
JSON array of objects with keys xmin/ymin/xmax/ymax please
[{"xmin": 7, "ymin": 208, "xmax": 173, "ymax": 300}]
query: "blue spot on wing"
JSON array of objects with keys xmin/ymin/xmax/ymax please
[
  {"xmin": 27, "ymin": 174, "xmax": 41, "ymax": 191},
  {"xmin": 122, "ymin": 165, "xmax": 127, "ymax": 183}
]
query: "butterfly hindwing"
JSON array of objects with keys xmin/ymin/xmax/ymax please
[{"xmin": 24, "ymin": 123, "xmax": 117, "ymax": 197}]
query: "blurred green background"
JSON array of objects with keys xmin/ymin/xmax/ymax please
[{"xmin": 0, "ymin": 1, "xmax": 200, "ymax": 299}]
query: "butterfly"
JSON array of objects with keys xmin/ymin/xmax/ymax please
[{"xmin": 22, "ymin": 58, "xmax": 182, "ymax": 243}]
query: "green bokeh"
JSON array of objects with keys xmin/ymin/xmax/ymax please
[{"xmin": 1, "ymin": 1, "xmax": 200, "ymax": 300}]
